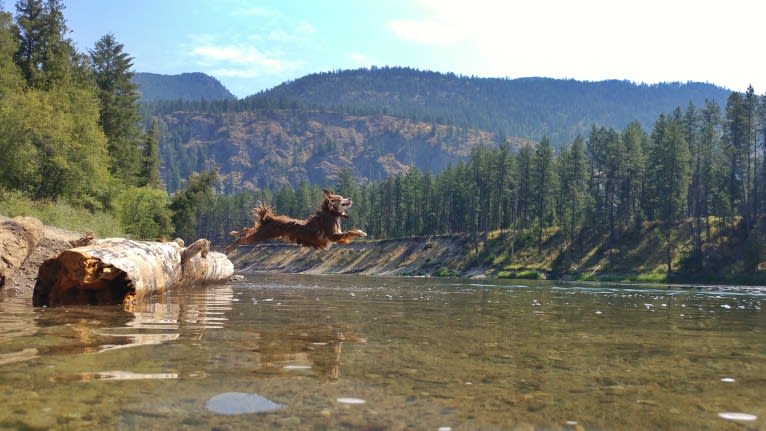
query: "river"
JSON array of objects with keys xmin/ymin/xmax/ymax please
[{"xmin": 0, "ymin": 273, "xmax": 763, "ymax": 430}]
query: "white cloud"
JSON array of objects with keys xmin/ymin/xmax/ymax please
[
  {"xmin": 347, "ymin": 52, "xmax": 373, "ymax": 66},
  {"xmin": 185, "ymin": 7, "xmax": 317, "ymax": 84},
  {"xmin": 386, "ymin": 0, "xmax": 766, "ymax": 91},
  {"xmin": 230, "ymin": 5, "xmax": 273, "ymax": 18},
  {"xmin": 387, "ymin": 19, "xmax": 458, "ymax": 46},
  {"xmin": 189, "ymin": 44, "xmax": 300, "ymax": 78},
  {"xmin": 296, "ymin": 21, "xmax": 316, "ymax": 35}
]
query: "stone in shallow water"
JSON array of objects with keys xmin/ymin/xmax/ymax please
[
  {"xmin": 336, "ymin": 397, "xmax": 366, "ymax": 404},
  {"xmin": 205, "ymin": 392, "xmax": 282, "ymax": 415},
  {"xmin": 718, "ymin": 412, "xmax": 757, "ymax": 421}
]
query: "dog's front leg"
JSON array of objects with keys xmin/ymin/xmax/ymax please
[{"xmin": 331, "ymin": 229, "xmax": 367, "ymax": 244}]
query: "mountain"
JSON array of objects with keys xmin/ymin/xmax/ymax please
[
  {"xmin": 147, "ymin": 67, "xmax": 735, "ymax": 192},
  {"xmin": 133, "ymin": 72, "xmax": 236, "ymax": 102},
  {"xmin": 250, "ymin": 66, "xmax": 732, "ymax": 145}
]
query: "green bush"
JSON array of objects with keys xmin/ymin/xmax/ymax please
[
  {"xmin": 496, "ymin": 269, "xmax": 545, "ymax": 280},
  {"xmin": 117, "ymin": 186, "xmax": 174, "ymax": 239},
  {"xmin": 433, "ymin": 267, "xmax": 458, "ymax": 277}
]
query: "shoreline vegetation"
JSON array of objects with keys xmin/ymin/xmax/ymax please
[
  {"xmin": 229, "ymin": 217, "xmax": 766, "ymax": 287},
  {"xmin": 2, "ymin": 212, "xmax": 765, "ymax": 301},
  {"xmin": 2, "ymin": 192, "xmax": 766, "ymax": 297}
]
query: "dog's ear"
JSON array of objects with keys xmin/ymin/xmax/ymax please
[{"xmin": 323, "ymin": 189, "xmax": 333, "ymax": 199}]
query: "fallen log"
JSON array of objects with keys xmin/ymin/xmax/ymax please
[
  {"xmin": 0, "ymin": 216, "xmax": 44, "ymax": 289},
  {"xmin": 32, "ymin": 238, "xmax": 234, "ymax": 307}
]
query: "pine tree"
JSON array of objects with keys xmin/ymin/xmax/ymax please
[
  {"xmin": 491, "ymin": 142, "xmax": 513, "ymax": 231},
  {"xmin": 515, "ymin": 147, "xmax": 533, "ymax": 230},
  {"xmin": 139, "ymin": 119, "xmax": 162, "ymax": 188},
  {"xmin": 0, "ymin": 9, "xmax": 22, "ymax": 92},
  {"xmin": 744, "ymin": 86, "xmax": 758, "ymax": 227},
  {"xmin": 558, "ymin": 136, "xmax": 588, "ymax": 245},
  {"xmin": 620, "ymin": 121, "xmax": 647, "ymax": 230},
  {"xmin": 89, "ymin": 33, "xmax": 143, "ymax": 184},
  {"xmin": 724, "ymin": 91, "xmax": 749, "ymax": 231},
  {"xmin": 531, "ymin": 137, "xmax": 556, "ymax": 249},
  {"xmin": 169, "ymin": 171, "xmax": 218, "ymax": 241},
  {"xmin": 647, "ymin": 114, "xmax": 690, "ymax": 274},
  {"xmin": 13, "ymin": 0, "xmax": 72, "ymax": 90},
  {"xmin": 699, "ymin": 99, "xmax": 725, "ymax": 237}
]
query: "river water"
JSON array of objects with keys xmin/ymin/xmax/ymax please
[{"xmin": 0, "ymin": 273, "xmax": 764, "ymax": 430}]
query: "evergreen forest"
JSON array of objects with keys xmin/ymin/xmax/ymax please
[{"xmin": 2, "ymin": 1, "xmax": 766, "ymax": 281}]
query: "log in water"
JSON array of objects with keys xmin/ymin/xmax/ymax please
[{"xmin": 32, "ymin": 238, "xmax": 233, "ymax": 306}]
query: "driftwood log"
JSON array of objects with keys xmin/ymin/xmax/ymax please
[
  {"xmin": 32, "ymin": 238, "xmax": 234, "ymax": 307},
  {"xmin": 0, "ymin": 216, "xmax": 44, "ymax": 289}
]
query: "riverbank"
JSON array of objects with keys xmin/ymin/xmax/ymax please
[
  {"xmin": 228, "ymin": 234, "xmax": 478, "ymax": 277},
  {"xmin": 229, "ymin": 220, "xmax": 766, "ymax": 287},
  {"xmin": 0, "ymin": 215, "xmax": 86, "ymax": 297},
  {"xmin": 4, "ymin": 216, "xmax": 766, "ymax": 300}
]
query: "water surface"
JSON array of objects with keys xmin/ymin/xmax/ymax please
[{"xmin": 0, "ymin": 274, "xmax": 764, "ymax": 430}]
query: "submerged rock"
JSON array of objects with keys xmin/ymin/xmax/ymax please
[{"xmin": 205, "ymin": 392, "xmax": 282, "ymax": 415}]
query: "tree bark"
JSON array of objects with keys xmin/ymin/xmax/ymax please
[
  {"xmin": 33, "ymin": 238, "xmax": 233, "ymax": 307},
  {"xmin": 0, "ymin": 216, "xmax": 44, "ymax": 289}
]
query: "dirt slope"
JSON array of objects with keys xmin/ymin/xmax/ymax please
[{"xmin": 228, "ymin": 234, "xmax": 482, "ymax": 277}]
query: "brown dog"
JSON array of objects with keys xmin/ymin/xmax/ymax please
[{"xmin": 225, "ymin": 189, "xmax": 367, "ymax": 253}]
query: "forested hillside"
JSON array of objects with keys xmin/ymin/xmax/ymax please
[
  {"xmin": 250, "ymin": 67, "xmax": 732, "ymax": 145},
  {"xmin": 144, "ymin": 69, "xmax": 730, "ymax": 193},
  {"xmin": 155, "ymin": 109, "xmax": 527, "ymax": 193},
  {"xmin": 133, "ymin": 72, "xmax": 236, "ymax": 102}
]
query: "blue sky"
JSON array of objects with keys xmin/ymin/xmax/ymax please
[{"xmin": 59, "ymin": 0, "xmax": 764, "ymax": 98}]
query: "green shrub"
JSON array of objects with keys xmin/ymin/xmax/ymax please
[
  {"xmin": 496, "ymin": 269, "xmax": 544, "ymax": 280},
  {"xmin": 116, "ymin": 186, "xmax": 174, "ymax": 239},
  {"xmin": 433, "ymin": 267, "xmax": 458, "ymax": 277}
]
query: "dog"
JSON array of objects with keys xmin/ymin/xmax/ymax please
[{"xmin": 225, "ymin": 189, "xmax": 367, "ymax": 253}]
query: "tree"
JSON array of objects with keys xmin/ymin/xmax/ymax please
[
  {"xmin": 557, "ymin": 136, "xmax": 588, "ymax": 244},
  {"xmin": 744, "ymin": 85, "xmax": 759, "ymax": 226},
  {"xmin": 89, "ymin": 33, "xmax": 143, "ymax": 184},
  {"xmin": 491, "ymin": 142, "xmax": 513, "ymax": 231},
  {"xmin": 117, "ymin": 186, "xmax": 173, "ymax": 239},
  {"xmin": 586, "ymin": 126, "xmax": 626, "ymax": 239},
  {"xmin": 515, "ymin": 146, "xmax": 533, "ymax": 230},
  {"xmin": 13, "ymin": 0, "xmax": 72, "ymax": 90},
  {"xmin": 531, "ymin": 137, "xmax": 556, "ymax": 249},
  {"xmin": 724, "ymin": 91, "xmax": 750, "ymax": 232},
  {"xmin": 620, "ymin": 121, "xmax": 647, "ymax": 230},
  {"xmin": 138, "ymin": 119, "xmax": 162, "ymax": 188},
  {"xmin": 759, "ymin": 94, "xmax": 766, "ymax": 219},
  {"xmin": 646, "ymin": 114, "xmax": 690, "ymax": 274},
  {"xmin": 0, "ymin": 9, "xmax": 36, "ymax": 192},
  {"xmin": 169, "ymin": 171, "xmax": 218, "ymax": 242},
  {"xmin": 0, "ymin": 9, "xmax": 22, "ymax": 92}
]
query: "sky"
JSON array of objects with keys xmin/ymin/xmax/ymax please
[{"xmin": 54, "ymin": 0, "xmax": 766, "ymax": 99}]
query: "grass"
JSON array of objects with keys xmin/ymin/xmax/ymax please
[
  {"xmin": 0, "ymin": 189, "xmax": 124, "ymax": 237},
  {"xmin": 496, "ymin": 269, "xmax": 546, "ymax": 280},
  {"xmin": 577, "ymin": 272, "xmax": 667, "ymax": 283},
  {"xmin": 433, "ymin": 267, "xmax": 460, "ymax": 277}
]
